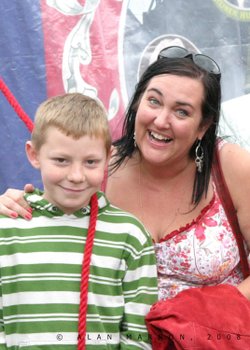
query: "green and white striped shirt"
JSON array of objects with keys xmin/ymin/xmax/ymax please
[{"xmin": 0, "ymin": 191, "xmax": 158, "ymax": 349}]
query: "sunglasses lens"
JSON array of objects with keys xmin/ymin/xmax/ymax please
[
  {"xmin": 157, "ymin": 46, "xmax": 221, "ymax": 76},
  {"xmin": 158, "ymin": 46, "xmax": 188, "ymax": 59},
  {"xmin": 193, "ymin": 55, "xmax": 220, "ymax": 75}
]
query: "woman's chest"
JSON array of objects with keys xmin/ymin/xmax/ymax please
[{"xmin": 154, "ymin": 193, "xmax": 239, "ymax": 283}]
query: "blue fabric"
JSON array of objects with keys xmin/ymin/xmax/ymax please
[{"xmin": 0, "ymin": 0, "xmax": 46, "ymax": 192}]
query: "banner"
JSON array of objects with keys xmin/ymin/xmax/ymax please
[{"xmin": 1, "ymin": 0, "xmax": 250, "ymax": 192}]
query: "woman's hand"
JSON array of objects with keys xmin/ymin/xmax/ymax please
[{"xmin": 0, "ymin": 184, "xmax": 34, "ymax": 219}]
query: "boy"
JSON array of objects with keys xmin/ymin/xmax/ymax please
[{"xmin": 0, "ymin": 93, "xmax": 158, "ymax": 349}]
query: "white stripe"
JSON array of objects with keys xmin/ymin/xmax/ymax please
[
  {"xmin": 0, "ymin": 252, "xmax": 125, "ymax": 270},
  {"xmin": 124, "ymin": 286, "xmax": 158, "ymax": 297},
  {"xmin": 91, "ymin": 253, "xmax": 126, "ymax": 270},
  {"xmin": 4, "ymin": 313, "xmax": 78, "ymax": 321},
  {"xmin": 123, "ymin": 264, "xmax": 157, "ymax": 282},
  {"xmin": 88, "ymin": 277, "xmax": 121, "ymax": 286},
  {"xmin": 0, "ymin": 331, "xmax": 5, "ymax": 344},
  {"xmin": 4, "ymin": 316, "xmax": 78, "ymax": 324},
  {"xmin": 0, "ymin": 216, "xmax": 88, "ymax": 229},
  {"xmin": 5, "ymin": 332, "xmax": 120, "ymax": 346},
  {"xmin": 93, "ymin": 239, "xmax": 141, "ymax": 260},
  {"xmin": 124, "ymin": 322, "xmax": 147, "ymax": 331},
  {"xmin": 96, "ymin": 221, "xmax": 148, "ymax": 244},
  {"xmin": 0, "ymin": 252, "xmax": 82, "ymax": 267},
  {"xmin": 121, "ymin": 336, "xmax": 152, "ymax": 350},
  {"xmin": 6, "ymin": 332, "xmax": 77, "ymax": 346},
  {"xmin": 5, "ymin": 313, "xmax": 121, "ymax": 324},
  {"xmin": 87, "ymin": 314, "xmax": 121, "ymax": 322},
  {"xmin": 3, "ymin": 291, "xmax": 80, "ymax": 306},
  {"xmin": 3, "ymin": 273, "xmax": 122, "ymax": 286},
  {"xmin": 2, "ymin": 291, "xmax": 123, "ymax": 308},
  {"xmin": 125, "ymin": 302, "xmax": 152, "ymax": 316},
  {"xmin": 2, "ymin": 273, "xmax": 80, "ymax": 283},
  {"xmin": 0, "ymin": 235, "xmax": 85, "ymax": 245},
  {"xmin": 88, "ymin": 292, "xmax": 123, "ymax": 307}
]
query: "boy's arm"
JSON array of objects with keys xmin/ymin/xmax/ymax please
[{"xmin": 120, "ymin": 228, "xmax": 158, "ymax": 349}]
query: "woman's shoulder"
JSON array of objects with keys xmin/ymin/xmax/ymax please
[
  {"xmin": 218, "ymin": 141, "xmax": 250, "ymax": 211},
  {"xmin": 219, "ymin": 141, "xmax": 250, "ymax": 174}
]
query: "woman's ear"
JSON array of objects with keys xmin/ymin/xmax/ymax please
[
  {"xmin": 25, "ymin": 141, "xmax": 40, "ymax": 169},
  {"xmin": 198, "ymin": 120, "xmax": 212, "ymax": 140}
]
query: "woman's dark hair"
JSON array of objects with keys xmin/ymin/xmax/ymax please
[{"xmin": 111, "ymin": 57, "xmax": 221, "ymax": 205}]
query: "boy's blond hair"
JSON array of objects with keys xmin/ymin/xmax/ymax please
[{"xmin": 31, "ymin": 93, "xmax": 112, "ymax": 153}]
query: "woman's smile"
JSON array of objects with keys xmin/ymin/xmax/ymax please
[{"xmin": 149, "ymin": 130, "xmax": 173, "ymax": 143}]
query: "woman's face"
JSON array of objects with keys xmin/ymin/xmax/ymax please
[{"xmin": 134, "ymin": 74, "xmax": 209, "ymax": 167}]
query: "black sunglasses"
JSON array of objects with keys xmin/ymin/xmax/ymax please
[{"xmin": 158, "ymin": 45, "xmax": 221, "ymax": 77}]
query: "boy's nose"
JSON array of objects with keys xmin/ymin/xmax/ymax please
[{"xmin": 67, "ymin": 165, "xmax": 85, "ymax": 183}]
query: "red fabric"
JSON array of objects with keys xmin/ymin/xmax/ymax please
[{"xmin": 146, "ymin": 284, "xmax": 250, "ymax": 349}]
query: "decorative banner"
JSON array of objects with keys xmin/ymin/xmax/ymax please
[{"xmin": 1, "ymin": 0, "xmax": 250, "ymax": 192}]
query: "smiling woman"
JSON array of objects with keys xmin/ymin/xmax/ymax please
[{"xmin": 106, "ymin": 47, "xmax": 250, "ymax": 303}]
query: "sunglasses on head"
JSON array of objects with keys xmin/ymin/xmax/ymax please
[{"xmin": 158, "ymin": 45, "xmax": 221, "ymax": 77}]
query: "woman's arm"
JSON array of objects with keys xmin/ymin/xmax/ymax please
[
  {"xmin": 220, "ymin": 143, "xmax": 250, "ymax": 299},
  {"xmin": 0, "ymin": 184, "xmax": 34, "ymax": 219}
]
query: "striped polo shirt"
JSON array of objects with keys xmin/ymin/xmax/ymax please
[{"xmin": 0, "ymin": 191, "xmax": 158, "ymax": 349}]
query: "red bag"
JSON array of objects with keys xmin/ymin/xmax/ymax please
[{"xmin": 146, "ymin": 284, "xmax": 250, "ymax": 350}]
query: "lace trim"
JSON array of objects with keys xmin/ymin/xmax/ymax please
[{"xmin": 158, "ymin": 193, "xmax": 216, "ymax": 243}]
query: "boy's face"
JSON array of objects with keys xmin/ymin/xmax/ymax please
[{"xmin": 26, "ymin": 126, "xmax": 110, "ymax": 214}]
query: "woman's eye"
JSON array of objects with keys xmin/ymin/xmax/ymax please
[
  {"xmin": 149, "ymin": 97, "xmax": 160, "ymax": 105},
  {"xmin": 176, "ymin": 109, "xmax": 189, "ymax": 118}
]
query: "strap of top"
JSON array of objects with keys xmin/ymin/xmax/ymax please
[{"xmin": 212, "ymin": 143, "xmax": 250, "ymax": 278}]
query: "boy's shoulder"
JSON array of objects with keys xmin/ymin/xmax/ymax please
[
  {"xmin": 98, "ymin": 192, "xmax": 152, "ymax": 246},
  {"xmin": 100, "ymin": 191, "xmax": 143, "ymax": 223}
]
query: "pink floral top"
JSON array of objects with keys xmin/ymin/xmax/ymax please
[{"xmin": 154, "ymin": 183, "xmax": 249, "ymax": 300}]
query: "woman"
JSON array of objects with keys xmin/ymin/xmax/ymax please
[{"xmin": 1, "ymin": 46, "xmax": 250, "ymax": 301}]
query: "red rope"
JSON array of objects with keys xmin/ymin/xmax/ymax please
[
  {"xmin": 0, "ymin": 77, "xmax": 34, "ymax": 132},
  {"xmin": 78, "ymin": 193, "xmax": 98, "ymax": 349}
]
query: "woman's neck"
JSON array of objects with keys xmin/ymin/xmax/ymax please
[{"xmin": 138, "ymin": 154, "xmax": 196, "ymax": 187}]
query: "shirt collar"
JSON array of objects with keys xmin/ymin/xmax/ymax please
[{"xmin": 24, "ymin": 190, "xmax": 109, "ymax": 217}]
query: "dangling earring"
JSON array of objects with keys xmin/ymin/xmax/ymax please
[
  {"xmin": 195, "ymin": 140, "xmax": 204, "ymax": 173},
  {"xmin": 133, "ymin": 132, "xmax": 137, "ymax": 148}
]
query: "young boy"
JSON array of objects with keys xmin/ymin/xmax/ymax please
[{"xmin": 0, "ymin": 93, "xmax": 158, "ymax": 349}]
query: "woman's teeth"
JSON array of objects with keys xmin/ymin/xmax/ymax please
[{"xmin": 150, "ymin": 131, "xmax": 172, "ymax": 143}]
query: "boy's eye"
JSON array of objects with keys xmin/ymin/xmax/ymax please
[
  {"xmin": 86, "ymin": 159, "xmax": 98, "ymax": 166},
  {"xmin": 54, "ymin": 158, "xmax": 67, "ymax": 164}
]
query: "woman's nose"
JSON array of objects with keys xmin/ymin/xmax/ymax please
[{"xmin": 154, "ymin": 109, "xmax": 171, "ymax": 128}]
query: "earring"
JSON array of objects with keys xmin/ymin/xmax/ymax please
[
  {"xmin": 195, "ymin": 140, "xmax": 204, "ymax": 173},
  {"xmin": 133, "ymin": 132, "xmax": 137, "ymax": 148}
]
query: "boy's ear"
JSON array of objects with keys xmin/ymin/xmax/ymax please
[{"xmin": 25, "ymin": 141, "xmax": 40, "ymax": 169}]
